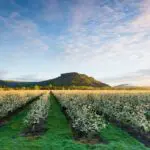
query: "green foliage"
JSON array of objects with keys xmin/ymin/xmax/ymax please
[
  {"xmin": 0, "ymin": 95, "xmax": 149, "ymax": 150},
  {"xmin": 24, "ymin": 94, "xmax": 50, "ymax": 128},
  {"xmin": 92, "ymin": 93, "xmax": 150, "ymax": 134},
  {"xmin": 34, "ymin": 85, "xmax": 40, "ymax": 90},
  {"xmin": 55, "ymin": 93, "xmax": 106, "ymax": 136},
  {"xmin": 0, "ymin": 92, "xmax": 40, "ymax": 119},
  {"xmin": 145, "ymin": 111, "xmax": 150, "ymax": 120}
]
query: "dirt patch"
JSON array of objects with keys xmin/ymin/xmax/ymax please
[
  {"xmin": 0, "ymin": 120, "xmax": 8, "ymax": 127},
  {"xmin": 96, "ymin": 111, "xmax": 150, "ymax": 147},
  {"xmin": 73, "ymin": 130, "xmax": 107, "ymax": 145},
  {"xmin": 26, "ymin": 135, "xmax": 40, "ymax": 140},
  {"xmin": 76, "ymin": 137, "xmax": 102, "ymax": 145},
  {"xmin": 22, "ymin": 119, "xmax": 48, "ymax": 137},
  {"xmin": 0, "ymin": 95, "xmax": 42, "ymax": 127}
]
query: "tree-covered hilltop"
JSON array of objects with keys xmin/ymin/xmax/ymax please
[
  {"xmin": 0, "ymin": 72, "xmax": 110, "ymax": 89},
  {"xmin": 39, "ymin": 72, "xmax": 110, "ymax": 87}
]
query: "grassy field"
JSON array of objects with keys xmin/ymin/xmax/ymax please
[{"xmin": 0, "ymin": 92, "xmax": 149, "ymax": 150}]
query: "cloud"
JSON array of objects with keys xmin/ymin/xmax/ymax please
[
  {"xmin": 103, "ymin": 68, "xmax": 150, "ymax": 86},
  {"xmin": 41, "ymin": 0, "xmax": 64, "ymax": 22},
  {"xmin": 0, "ymin": 11, "xmax": 50, "ymax": 59},
  {"xmin": 59, "ymin": 0, "xmax": 150, "ymax": 69},
  {"xmin": 69, "ymin": 0, "xmax": 97, "ymax": 31},
  {"xmin": 13, "ymin": 74, "xmax": 43, "ymax": 82},
  {"xmin": 137, "ymin": 69, "xmax": 150, "ymax": 76},
  {"xmin": 131, "ymin": 0, "xmax": 150, "ymax": 31}
]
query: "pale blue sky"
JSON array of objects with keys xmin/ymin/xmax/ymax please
[{"xmin": 0, "ymin": 0, "xmax": 150, "ymax": 86}]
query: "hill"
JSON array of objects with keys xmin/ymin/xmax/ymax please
[
  {"xmin": 39, "ymin": 72, "xmax": 109, "ymax": 87},
  {"xmin": 0, "ymin": 72, "xmax": 110, "ymax": 88},
  {"xmin": 0, "ymin": 80, "xmax": 6, "ymax": 87}
]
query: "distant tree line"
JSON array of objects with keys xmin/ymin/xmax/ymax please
[{"xmin": 0, "ymin": 84, "xmax": 150, "ymax": 91}]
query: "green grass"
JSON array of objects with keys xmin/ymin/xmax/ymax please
[{"xmin": 0, "ymin": 95, "xmax": 149, "ymax": 150}]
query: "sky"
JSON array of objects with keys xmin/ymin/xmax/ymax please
[{"xmin": 0, "ymin": 0, "xmax": 150, "ymax": 86}]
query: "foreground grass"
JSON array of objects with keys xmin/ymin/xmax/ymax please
[{"xmin": 0, "ymin": 95, "xmax": 149, "ymax": 150}]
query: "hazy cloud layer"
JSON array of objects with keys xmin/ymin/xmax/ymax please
[
  {"xmin": 13, "ymin": 74, "xmax": 43, "ymax": 82},
  {"xmin": 103, "ymin": 68, "xmax": 150, "ymax": 86},
  {"xmin": 0, "ymin": 14, "xmax": 49, "ymax": 52}
]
